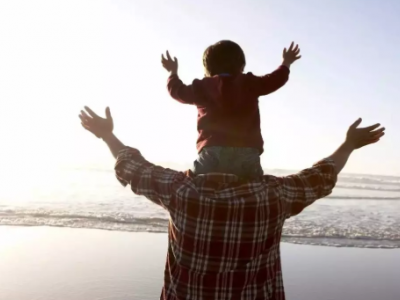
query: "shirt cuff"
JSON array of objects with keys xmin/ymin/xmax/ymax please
[
  {"xmin": 279, "ymin": 65, "xmax": 291, "ymax": 73},
  {"xmin": 312, "ymin": 158, "xmax": 338, "ymax": 186},
  {"xmin": 114, "ymin": 147, "xmax": 143, "ymax": 187},
  {"xmin": 313, "ymin": 158, "xmax": 335, "ymax": 168},
  {"xmin": 168, "ymin": 73, "xmax": 179, "ymax": 81}
]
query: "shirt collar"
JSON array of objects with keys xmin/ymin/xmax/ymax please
[{"xmin": 185, "ymin": 170, "xmax": 247, "ymax": 184}]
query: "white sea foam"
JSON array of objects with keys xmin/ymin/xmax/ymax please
[{"xmin": 0, "ymin": 168, "xmax": 399, "ymax": 248}]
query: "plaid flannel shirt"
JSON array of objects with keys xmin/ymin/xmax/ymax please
[{"xmin": 115, "ymin": 147, "xmax": 337, "ymax": 300}]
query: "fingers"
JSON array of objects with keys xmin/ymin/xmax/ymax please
[
  {"xmin": 288, "ymin": 42, "xmax": 294, "ymax": 52},
  {"xmin": 350, "ymin": 118, "xmax": 362, "ymax": 129},
  {"xmin": 375, "ymin": 132, "xmax": 385, "ymax": 139},
  {"xmin": 80, "ymin": 111, "xmax": 92, "ymax": 125},
  {"xmin": 287, "ymin": 42, "xmax": 298, "ymax": 51},
  {"xmin": 84, "ymin": 106, "xmax": 99, "ymax": 118},
  {"xmin": 366, "ymin": 137, "xmax": 382, "ymax": 145},
  {"xmin": 369, "ymin": 129, "xmax": 385, "ymax": 139},
  {"xmin": 105, "ymin": 107, "xmax": 112, "ymax": 120},
  {"xmin": 162, "ymin": 51, "xmax": 175, "ymax": 66},
  {"xmin": 365, "ymin": 127, "xmax": 385, "ymax": 146},
  {"xmin": 79, "ymin": 114, "xmax": 86, "ymax": 124},
  {"xmin": 166, "ymin": 50, "xmax": 172, "ymax": 61},
  {"xmin": 358, "ymin": 129, "xmax": 385, "ymax": 148},
  {"xmin": 370, "ymin": 127, "xmax": 385, "ymax": 134},
  {"xmin": 366, "ymin": 138, "xmax": 380, "ymax": 145},
  {"xmin": 81, "ymin": 110, "xmax": 90, "ymax": 118},
  {"xmin": 81, "ymin": 122, "xmax": 90, "ymax": 131},
  {"xmin": 284, "ymin": 42, "xmax": 300, "ymax": 57},
  {"xmin": 79, "ymin": 114, "xmax": 93, "ymax": 130},
  {"xmin": 362, "ymin": 123, "xmax": 381, "ymax": 132}
]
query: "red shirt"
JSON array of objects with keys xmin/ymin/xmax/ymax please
[
  {"xmin": 167, "ymin": 66, "xmax": 290, "ymax": 154},
  {"xmin": 115, "ymin": 147, "xmax": 337, "ymax": 300}
]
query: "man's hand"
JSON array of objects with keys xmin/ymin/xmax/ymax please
[
  {"xmin": 79, "ymin": 106, "xmax": 113, "ymax": 139},
  {"xmin": 161, "ymin": 51, "xmax": 178, "ymax": 75},
  {"xmin": 327, "ymin": 118, "xmax": 385, "ymax": 175},
  {"xmin": 345, "ymin": 118, "xmax": 385, "ymax": 149},
  {"xmin": 282, "ymin": 42, "xmax": 301, "ymax": 68}
]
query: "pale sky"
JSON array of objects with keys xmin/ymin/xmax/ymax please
[{"xmin": 0, "ymin": 0, "xmax": 398, "ymax": 175}]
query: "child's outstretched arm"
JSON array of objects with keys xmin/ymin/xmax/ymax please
[
  {"xmin": 162, "ymin": 51, "xmax": 196, "ymax": 105},
  {"xmin": 250, "ymin": 42, "xmax": 301, "ymax": 96}
]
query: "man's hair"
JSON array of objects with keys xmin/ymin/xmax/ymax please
[{"xmin": 203, "ymin": 40, "xmax": 246, "ymax": 77}]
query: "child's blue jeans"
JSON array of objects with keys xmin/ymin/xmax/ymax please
[{"xmin": 192, "ymin": 146, "xmax": 263, "ymax": 179}]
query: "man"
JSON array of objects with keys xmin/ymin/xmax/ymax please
[{"xmin": 79, "ymin": 106, "xmax": 385, "ymax": 300}]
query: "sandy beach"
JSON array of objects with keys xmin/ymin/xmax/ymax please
[{"xmin": 0, "ymin": 226, "xmax": 399, "ymax": 300}]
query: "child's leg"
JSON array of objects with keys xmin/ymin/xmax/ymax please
[
  {"xmin": 218, "ymin": 147, "xmax": 263, "ymax": 179},
  {"xmin": 192, "ymin": 147, "xmax": 263, "ymax": 178},
  {"xmin": 192, "ymin": 147, "xmax": 222, "ymax": 175}
]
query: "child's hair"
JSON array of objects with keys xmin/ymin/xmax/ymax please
[{"xmin": 203, "ymin": 40, "xmax": 246, "ymax": 77}]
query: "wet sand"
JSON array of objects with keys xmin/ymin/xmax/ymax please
[{"xmin": 0, "ymin": 226, "xmax": 399, "ymax": 300}]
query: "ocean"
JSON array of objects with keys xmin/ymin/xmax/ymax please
[{"xmin": 1, "ymin": 167, "xmax": 399, "ymax": 248}]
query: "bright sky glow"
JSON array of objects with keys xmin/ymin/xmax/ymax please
[{"xmin": 0, "ymin": 0, "xmax": 399, "ymax": 175}]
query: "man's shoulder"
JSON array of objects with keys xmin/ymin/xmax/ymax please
[
  {"xmin": 270, "ymin": 159, "xmax": 337, "ymax": 191},
  {"xmin": 258, "ymin": 174, "xmax": 282, "ymax": 192},
  {"xmin": 261, "ymin": 159, "xmax": 337, "ymax": 186}
]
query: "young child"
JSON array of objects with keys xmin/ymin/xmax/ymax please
[{"xmin": 161, "ymin": 40, "xmax": 301, "ymax": 178}]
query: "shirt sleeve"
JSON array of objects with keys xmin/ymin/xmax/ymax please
[
  {"xmin": 278, "ymin": 159, "xmax": 337, "ymax": 217},
  {"xmin": 167, "ymin": 74, "xmax": 199, "ymax": 105},
  {"xmin": 114, "ymin": 147, "xmax": 186, "ymax": 210},
  {"xmin": 248, "ymin": 66, "xmax": 290, "ymax": 96}
]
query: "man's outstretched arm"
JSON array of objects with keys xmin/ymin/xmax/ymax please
[
  {"xmin": 102, "ymin": 133, "xmax": 125, "ymax": 159},
  {"xmin": 113, "ymin": 146, "xmax": 185, "ymax": 210},
  {"xmin": 279, "ymin": 118, "xmax": 385, "ymax": 217},
  {"xmin": 79, "ymin": 106, "xmax": 185, "ymax": 210}
]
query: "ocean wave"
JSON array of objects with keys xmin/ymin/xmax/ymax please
[
  {"xmin": 281, "ymin": 236, "xmax": 400, "ymax": 249},
  {"xmin": 0, "ymin": 211, "xmax": 169, "ymax": 233},
  {"xmin": 336, "ymin": 184, "xmax": 400, "ymax": 192},
  {"xmin": 1, "ymin": 210, "xmax": 399, "ymax": 248},
  {"xmin": 327, "ymin": 195, "xmax": 400, "ymax": 200},
  {"xmin": 338, "ymin": 176, "xmax": 400, "ymax": 186},
  {"xmin": 269, "ymin": 169, "xmax": 400, "ymax": 185}
]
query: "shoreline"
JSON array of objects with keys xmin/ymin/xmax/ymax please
[{"xmin": 0, "ymin": 224, "xmax": 398, "ymax": 249}]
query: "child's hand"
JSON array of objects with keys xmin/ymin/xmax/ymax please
[
  {"xmin": 282, "ymin": 42, "xmax": 301, "ymax": 67},
  {"xmin": 162, "ymin": 51, "xmax": 178, "ymax": 75}
]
